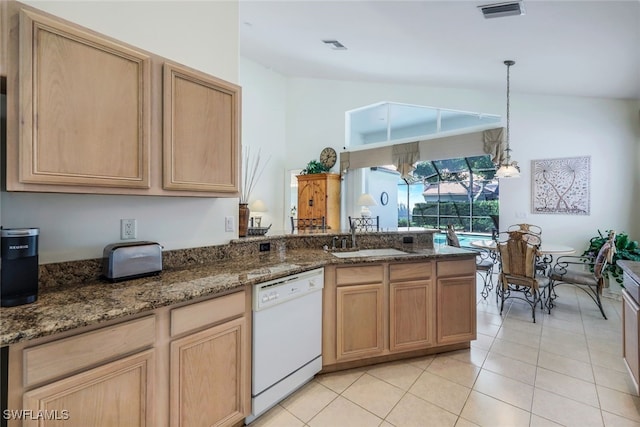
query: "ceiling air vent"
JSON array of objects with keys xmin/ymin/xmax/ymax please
[
  {"xmin": 322, "ymin": 40, "xmax": 347, "ymax": 50},
  {"xmin": 478, "ymin": 1, "xmax": 525, "ymax": 19}
]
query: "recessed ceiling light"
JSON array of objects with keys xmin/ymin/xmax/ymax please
[
  {"xmin": 322, "ymin": 40, "xmax": 347, "ymax": 50},
  {"xmin": 478, "ymin": 1, "xmax": 526, "ymax": 19}
]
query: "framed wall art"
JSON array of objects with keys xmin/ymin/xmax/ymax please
[{"xmin": 531, "ymin": 156, "xmax": 590, "ymax": 215}]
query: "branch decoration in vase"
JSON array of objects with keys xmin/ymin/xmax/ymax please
[{"xmin": 239, "ymin": 147, "xmax": 270, "ymax": 237}]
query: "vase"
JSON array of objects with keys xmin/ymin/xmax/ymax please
[{"xmin": 239, "ymin": 203, "xmax": 250, "ymax": 237}]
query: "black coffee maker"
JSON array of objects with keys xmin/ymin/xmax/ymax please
[{"xmin": 1, "ymin": 228, "xmax": 39, "ymax": 307}]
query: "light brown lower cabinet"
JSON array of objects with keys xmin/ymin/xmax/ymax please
[
  {"xmin": 323, "ymin": 257, "xmax": 475, "ymax": 369},
  {"xmin": 22, "ymin": 350, "xmax": 155, "ymax": 427},
  {"xmin": 170, "ymin": 317, "xmax": 247, "ymax": 427},
  {"xmin": 436, "ymin": 259, "xmax": 477, "ymax": 345},
  {"xmin": 6, "ymin": 289, "xmax": 251, "ymax": 427}
]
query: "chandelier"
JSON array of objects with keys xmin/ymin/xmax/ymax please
[{"xmin": 495, "ymin": 60, "xmax": 520, "ymax": 179}]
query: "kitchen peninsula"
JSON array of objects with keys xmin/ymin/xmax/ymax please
[{"xmin": 1, "ymin": 231, "xmax": 477, "ymax": 427}]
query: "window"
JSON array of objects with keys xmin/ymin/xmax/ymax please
[{"xmin": 397, "ymin": 155, "xmax": 499, "ymax": 233}]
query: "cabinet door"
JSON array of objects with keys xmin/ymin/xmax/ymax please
[
  {"xmin": 390, "ymin": 280, "xmax": 435, "ymax": 352},
  {"xmin": 622, "ymin": 290, "xmax": 640, "ymax": 394},
  {"xmin": 336, "ymin": 283, "xmax": 384, "ymax": 361},
  {"xmin": 297, "ymin": 179, "xmax": 326, "ymax": 220},
  {"xmin": 170, "ymin": 317, "xmax": 247, "ymax": 427},
  {"xmin": 23, "ymin": 350, "xmax": 155, "ymax": 427},
  {"xmin": 436, "ymin": 275, "xmax": 476, "ymax": 345},
  {"xmin": 163, "ymin": 62, "xmax": 240, "ymax": 193},
  {"xmin": 18, "ymin": 9, "xmax": 151, "ymax": 188}
]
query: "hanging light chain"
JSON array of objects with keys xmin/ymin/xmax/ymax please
[{"xmin": 504, "ymin": 60, "xmax": 515, "ymax": 165}]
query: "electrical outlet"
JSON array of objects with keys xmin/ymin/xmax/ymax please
[
  {"xmin": 121, "ymin": 219, "xmax": 137, "ymax": 240},
  {"xmin": 225, "ymin": 216, "xmax": 234, "ymax": 232},
  {"xmin": 259, "ymin": 242, "xmax": 271, "ymax": 252}
]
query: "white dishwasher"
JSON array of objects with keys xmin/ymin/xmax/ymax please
[{"xmin": 246, "ymin": 268, "xmax": 324, "ymax": 424}]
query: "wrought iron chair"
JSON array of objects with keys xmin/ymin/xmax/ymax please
[
  {"xmin": 496, "ymin": 230, "xmax": 550, "ymax": 323},
  {"xmin": 348, "ymin": 216, "xmax": 380, "ymax": 232},
  {"xmin": 290, "ymin": 217, "xmax": 326, "ymax": 234},
  {"xmin": 548, "ymin": 230, "xmax": 615, "ymax": 319},
  {"xmin": 446, "ymin": 225, "xmax": 496, "ymax": 300},
  {"xmin": 508, "ymin": 223, "xmax": 542, "ymax": 236}
]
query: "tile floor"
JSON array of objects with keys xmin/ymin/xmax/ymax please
[{"xmin": 250, "ymin": 274, "xmax": 640, "ymax": 427}]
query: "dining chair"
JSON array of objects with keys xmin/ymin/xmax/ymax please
[
  {"xmin": 508, "ymin": 223, "xmax": 543, "ymax": 236},
  {"xmin": 348, "ymin": 216, "xmax": 380, "ymax": 232},
  {"xmin": 446, "ymin": 225, "xmax": 495, "ymax": 300},
  {"xmin": 547, "ymin": 230, "xmax": 615, "ymax": 319},
  {"xmin": 290, "ymin": 217, "xmax": 326, "ymax": 233},
  {"xmin": 496, "ymin": 230, "xmax": 550, "ymax": 323}
]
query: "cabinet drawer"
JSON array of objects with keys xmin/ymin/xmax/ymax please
[
  {"xmin": 390, "ymin": 262, "xmax": 433, "ymax": 282},
  {"xmin": 336, "ymin": 264, "xmax": 383, "ymax": 285},
  {"xmin": 437, "ymin": 258, "xmax": 476, "ymax": 277},
  {"xmin": 170, "ymin": 290, "xmax": 245, "ymax": 337},
  {"xmin": 24, "ymin": 315, "xmax": 155, "ymax": 387}
]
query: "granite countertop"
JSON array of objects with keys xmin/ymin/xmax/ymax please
[
  {"xmin": 619, "ymin": 260, "xmax": 640, "ymax": 284},
  {"xmin": 0, "ymin": 242, "xmax": 473, "ymax": 346}
]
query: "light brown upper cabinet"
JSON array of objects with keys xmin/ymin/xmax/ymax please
[
  {"xmin": 5, "ymin": 2, "xmax": 241, "ymax": 197},
  {"xmin": 163, "ymin": 62, "xmax": 240, "ymax": 193},
  {"xmin": 17, "ymin": 8, "xmax": 151, "ymax": 189}
]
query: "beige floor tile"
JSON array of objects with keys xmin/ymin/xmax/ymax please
[
  {"xmin": 593, "ymin": 364, "xmax": 639, "ymax": 395},
  {"xmin": 529, "ymin": 414, "xmax": 564, "ymax": 426},
  {"xmin": 537, "ymin": 350, "xmax": 595, "ymax": 382},
  {"xmin": 408, "ymin": 371, "xmax": 471, "ymax": 415},
  {"xmin": 386, "ymin": 393, "xmax": 458, "ymax": 427},
  {"xmin": 490, "ymin": 337, "xmax": 539, "ymax": 365},
  {"xmin": 540, "ymin": 335, "xmax": 591, "ymax": 363},
  {"xmin": 590, "ymin": 347, "xmax": 630, "ymax": 373},
  {"xmin": 379, "ymin": 421, "xmax": 395, "ymax": 427},
  {"xmin": 482, "ymin": 352, "xmax": 537, "ymax": 385},
  {"xmin": 366, "ymin": 360, "xmax": 423, "ymax": 390},
  {"xmin": 496, "ymin": 324, "xmax": 541, "ymax": 348},
  {"xmin": 471, "ymin": 333, "xmax": 494, "ymax": 352},
  {"xmin": 249, "ymin": 404, "xmax": 304, "ymax": 427},
  {"xmin": 596, "ymin": 385, "xmax": 640, "ymax": 422},
  {"xmin": 447, "ymin": 346, "xmax": 489, "ymax": 368},
  {"xmin": 531, "ymin": 388, "xmax": 604, "ymax": 426},
  {"xmin": 473, "ymin": 369, "xmax": 534, "ymax": 411},
  {"xmin": 460, "ymin": 390, "xmax": 530, "ymax": 427},
  {"xmin": 602, "ymin": 410, "xmax": 640, "ymax": 427},
  {"xmin": 307, "ymin": 396, "xmax": 382, "ymax": 427},
  {"xmin": 477, "ymin": 321, "xmax": 501, "ymax": 337},
  {"xmin": 426, "ymin": 355, "xmax": 481, "ymax": 388},
  {"xmin": 476, "ymin": 310, "xmax": 504, "ymax": 328},
  {"xmin": 586, "ymin": 333, "xmax": 622, "ymax": 356},
  {"xmin": 544, "ymin": 315, "xmax": 587, "ymax": 335},
  {"xmin": 535, "ymin": 367, "xmax": 599, "ymax": 407},
  {"xmin": 404, "ymin": 354, "xmax": 435, "ymax": 371},
  {"xmin": 315, "ymin": 367, "xmax": 365, "ymax": 394},
  {"xmin": 341, "ymin": 373, "xmax": 405, "ymax": 418},
  {"xmin": 280, "ymin": 380, "xmax": 338, "ymax": 423},
  {"xmin": 454, "ymin": 417, "xmax": 480, "ymax": 427},
  {"xmin": 501, "ymin": 316, "xmax": 544, "ymax": 334},
  {"xmin": 476, "ymin": 299, "xmax": 503, "ymax": 316}
]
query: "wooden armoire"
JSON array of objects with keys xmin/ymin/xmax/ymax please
[{"xmin": 296, "ymin": 173, "xmax": 341, "ymax": 230}]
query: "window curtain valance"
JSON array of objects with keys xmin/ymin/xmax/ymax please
[
  {"xmin": 392, "ymin": 142, "xmax": 420, "ymax": 179},
  {"xmin": 483, "ymin": 128, "xmax": 505, "ymax": 165}
]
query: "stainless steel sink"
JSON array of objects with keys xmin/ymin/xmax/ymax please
[{"xmin": 330, "ymin": 248, "xmax": 409, "ymax": 258}]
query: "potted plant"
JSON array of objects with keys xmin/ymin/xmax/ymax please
[
  {"xmin": 583, "ymin": 230, "xmax": 640, "ymax": 285},
  {"xmin": 300, "ymin": 160, "xmax": 331, "ymax": 175}
]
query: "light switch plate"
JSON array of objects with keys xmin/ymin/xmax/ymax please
[{"xmin": 225, "ymin": 216, "xmax": 234, "ymax": 232}]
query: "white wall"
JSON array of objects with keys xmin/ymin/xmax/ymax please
[
  {"xmin": 1, "ymin": 1, "xmax": 241, "ymax": 263},
  {"xmin": 283, "ymin": 77, "xmax": 639, "ymax": 253},
  {"xmin": 238, "ymin": 58, "xmax": 288, "ymax": 233}
]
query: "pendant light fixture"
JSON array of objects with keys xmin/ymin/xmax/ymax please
[{"xmin": 495, "ymin": 60, "xmax": 520, "ymax": 179}]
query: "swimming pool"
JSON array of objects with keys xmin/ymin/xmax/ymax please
[{"xmin": 433, "ymin": 232, "xmax": 492, "ymax": 248}]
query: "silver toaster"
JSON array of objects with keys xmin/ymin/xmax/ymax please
[{"xmin": 102, "ymin": 241, "xmax": 162, "ymax": 281}]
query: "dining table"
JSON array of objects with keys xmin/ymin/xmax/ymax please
[{"xmin": 469, "ymin": 239, "xmax": 575, "ymax": 273}]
